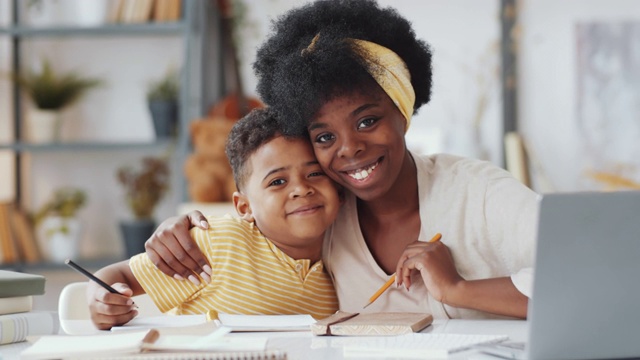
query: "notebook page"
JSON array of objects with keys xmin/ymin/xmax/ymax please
[
  {"xmin": 218, "ymin": 314, "xmax": 316, "ymax": 331},
  {"xmin": 343, "ymin": 333, "xmax": 509, "ymax": 358},
  {"xmin": 111, "ymin": 314, "xmax": 208, "ymax": 332},
  {"xmin": 20, "ymin": 331, "xmax": 150, "ymax": 360}
]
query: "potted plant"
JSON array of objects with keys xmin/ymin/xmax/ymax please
[
  {"xmin": 13, "ymin": 58, "xmax": 102, "ymax": 143},
  {"xmin": 34, "ymin": 187, "xmax": 87, "ymax": 262},
  {"xmin": 116, "ymin": 156, "xmax": 170, "ymax": 257},
  {"xmin": 147, "ymin": 68, "xmax": 179, "ymax": 138}
]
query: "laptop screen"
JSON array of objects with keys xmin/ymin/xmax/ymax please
[{"xmin": 527, "ymin": 191, "xmax": 640, "ymax": 360}]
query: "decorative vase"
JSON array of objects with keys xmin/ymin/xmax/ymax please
[
  {"xmin": 148, "ymin": 100, "xmax": 178, "ymax": 138},
  {"xmin": 119, "ymin": 219, "xmax": 156, "ymax": 258},
  {"xmin": 27, "ymin": 108, "xmax": 62, "ymax": 143},
  {"xmin": 22, "ymin": 0, "xmax": 109, "ymax": 27},
  {"xmin": 73, "ymin": 0, "xmax": 109, "ymax": 27},
  {"xmin": 37, "ymin": 216, "xmax": 82, "ymax": 263}
]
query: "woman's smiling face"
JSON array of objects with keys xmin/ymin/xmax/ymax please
[{"xmin": 307, "ymin": 88, "xmax": 408, "ymax": 201}]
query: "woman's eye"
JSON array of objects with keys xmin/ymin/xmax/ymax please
[
  {"xmin": 268, "ymin": 179, "xmax": 286, "ymax": 187},
  {"xmin": 357, "ymin": 117, "xmax": 378, "ymax": 129},
  {"xmin": 315, "ymin": 133, "xmax": 334, "ymax": 144}
]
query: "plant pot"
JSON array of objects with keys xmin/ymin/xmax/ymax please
[
  {"xmin": 119, "ymin": 219, "xmax": 156, "ymax": 258},
  {"xmin": 37, "ymin": 216, "xmax": 82, "ymax": 263},
  {"xmin": 27, "ymin": 108, "xmax": 62, "ymax": 143},
  {"xmin": 148, "ymin": 100, "xmax": 178, "ymax": 138}
]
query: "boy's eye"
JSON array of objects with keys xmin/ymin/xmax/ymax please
[
  {"xmin": 314, "ymin": 133, "xmax": 334, "ymax": 144},
  {"xmin": 357, "ymin": 117, "xmax": 378, "ymax": 129},
  {"xmin": 309, "ymin": 171, "xmax": 326, "ymax": 177},
  {"xmin": 268, "ymin": 179, "xmax": 286, "ymax": 187}
]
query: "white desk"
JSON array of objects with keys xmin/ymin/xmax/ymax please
[{"xmin": 1, "ymin": 319, "xmax": 527, "ymax": 360}]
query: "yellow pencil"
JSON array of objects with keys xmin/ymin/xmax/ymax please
[{"xmin": 362, "ymin": 232, "xmax": 442, "ymax": 309}]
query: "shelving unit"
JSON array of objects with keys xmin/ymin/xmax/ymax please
[{"xmin": 0, "ymin": 0, "xmax": 224, "ymax": 269}]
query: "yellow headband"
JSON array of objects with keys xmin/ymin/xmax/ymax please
[
  {"xmin": 302, "ymin": 35, "xmax": 415, "ymax": 130},
  {"xmin": 348, "ymin": 39, "xmax": 415, "ymax": 130}
]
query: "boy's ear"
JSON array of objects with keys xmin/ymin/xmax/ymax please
[{"xmin": 233, "ymin": 191, "xmax": 254, "ymax": 222}]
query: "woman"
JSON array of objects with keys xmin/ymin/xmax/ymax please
[{"xmin": 146, "ymin": 0, "xmax": 538, "ymax": 319}]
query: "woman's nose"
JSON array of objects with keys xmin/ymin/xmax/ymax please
[{"xmin": 336, "ymin": 136, "xmax": 364, "ymax": 159}]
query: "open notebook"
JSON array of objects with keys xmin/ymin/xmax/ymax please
[{"xmin": 20, "ymin": 326, "xmax": 283, "ymax": 360}]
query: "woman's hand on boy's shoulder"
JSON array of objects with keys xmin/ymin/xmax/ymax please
[{"xmin": 145, "ymin": 210, "xmax": 212, "ymax": 284}]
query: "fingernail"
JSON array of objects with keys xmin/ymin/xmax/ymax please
[
  {"xmin": 126, "ymin": 299, "xmax": 133, "ymax": 305},
  {"xmin": 200, "ymin": 220, "xmax": 209, "ymax": 229},
  {"xmin": 174, "ymin": 274, "xmax": 185, "ymax": 281},
  {"xmin": 132, "ymin": 309, "xmax": 139, "ymax": 317},
  {"xmin": 203, "ymin": 265, "xmax": 213, "ymax": 276},
  {"xmin": 188, "ymin": 274, "xmax": 201, "ymax": 286},
  {"xmin": 200, "ymin": 272, "xmax": 211, "ymax": 284}
]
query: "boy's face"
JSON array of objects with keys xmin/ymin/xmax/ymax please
[{"xmin": 234, "ymin": 136, "xmax": 341, "ymax": 251}]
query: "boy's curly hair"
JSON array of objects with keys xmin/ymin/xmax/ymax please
[
  {"xmin": 253, "ymin": 0, "xmax": 433, "ymax": 137},
  {"xmin": 225, "ymin": 108, "xmax": 295, "ymax": 191}
]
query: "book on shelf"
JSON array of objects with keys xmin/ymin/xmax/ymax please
[
  {"xmin": 0, "ymin": 270, "xmax": 45, "ymax": 297},
  {"xmin": 21, "ymin": 325, "xmax": 285, "ymax": 360},
  {"xmin": 118, "ymin": 0, "xmax": 137, "ymax": 23},
  {"xmin": 0, "ymin": 311, "xmax": 59, "ymax": 345},
  {"xmin": 311, "ymin": 311, "xmax": 433, "ymax": 336},
  {"xmin": 504, "ymin": 132, "xmax": 531, "ymax": 187},
  {"xmin": 0, "ymin": 295, "xmax": 33, "ymax": 315},
  {"xmin": 107, "ymin": 0, "xmax": 125, "ymax": 23},
  {"xmin": 154, "ymin": 0, "xmax": 182, "ymax": 22},
  {"xmin": 0, "ymin": 203, "xmax": 42, "ymax": 265},
  {"xmin": 131, "ymin": 0, "xmax": 154, "ymax": 23},
  {"xmin": 0, "ymin": 203, "xmax": 19, "ymax": 264},
  {"xmin": 9, "ymin": 205, "xmax": 42, "ymax": 263}
]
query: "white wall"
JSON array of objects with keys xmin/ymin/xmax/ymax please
[
  {"xmin": 519, "ymin": 0, "xmax": 640, "ymax": 192},
  {"xmin": 5, "ymin": 0, "xmax": 638, "ymax": 261},
  {"xmin": 0, "ymin": 0, "xmax": 14, "ymax": 202}
]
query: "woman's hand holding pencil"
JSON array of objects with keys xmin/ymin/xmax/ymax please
[
  {"xmin": 363, "ymin": 233, "xmax": 442, "ymax": 309},
  {"xmin": 395, "ymin": 232, "xmax": 463, "ymax": 303}
]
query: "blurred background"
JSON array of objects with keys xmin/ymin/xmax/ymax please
[{"xmin": 0, "ymin": 0, "xmax": 639, "ymax": 270}]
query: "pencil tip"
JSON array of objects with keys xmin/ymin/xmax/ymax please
[{"xmin": 362, "ymin": 302, "xmax": 371, "ymax": 309}]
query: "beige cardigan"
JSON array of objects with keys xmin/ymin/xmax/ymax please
[{"xmin": 323, "ymin": 152, "xmax": 539, "ymax": 319}]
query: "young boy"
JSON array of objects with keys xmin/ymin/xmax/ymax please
[{"xmin": 87, "ymin": 108, "xmax": 341, "ymax": 330}]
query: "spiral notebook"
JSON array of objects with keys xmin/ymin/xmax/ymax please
[
  {"xmin": 62, "ymin": 351, "xmax": 287, "ymax": 360},
  {"xmin": 20, "ymin": 326, "xmax": 284, "ymax": 360}
]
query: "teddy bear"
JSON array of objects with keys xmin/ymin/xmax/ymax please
[{"xmin": 184, "ymin": 117, "xmax": 238, "ymax": 203}]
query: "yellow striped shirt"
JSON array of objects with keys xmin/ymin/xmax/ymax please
[{"xmin": 129, "ymin": 215, "xmax": 338, "ymax": 319}]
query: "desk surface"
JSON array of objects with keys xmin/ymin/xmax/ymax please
[{"xmin": 1, "ymin": 319, "xmax": 527, "ymax": 360}]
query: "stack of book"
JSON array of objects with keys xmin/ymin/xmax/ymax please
[{"xmin": 0, "ymin": 270, "xmax": 59, "ymax": 345}]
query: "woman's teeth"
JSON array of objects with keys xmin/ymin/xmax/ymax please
[{"xmin": 347, "ymin": 162, "xmax": 378, "ymax": 180}]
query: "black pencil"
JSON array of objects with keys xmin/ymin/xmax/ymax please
[{"xmin": 65, "ymin": 259, "xmax": 119, "ymax": 294}]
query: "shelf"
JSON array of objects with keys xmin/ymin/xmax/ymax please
[
  {"xmin": 0, "ymin": 257, "xmax": 123, "ymax": 272},
  {"xmin": 0, "ymin": 139, "xmax": 176, "ymax": 153},
  {"xmin": 0, "ymin": 21, "xmax": 188, "ymax": 38}
]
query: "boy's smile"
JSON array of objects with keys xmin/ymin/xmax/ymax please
[{"xmin": 233, "ymin": 136, "xmax": 341, "ymax": 262}]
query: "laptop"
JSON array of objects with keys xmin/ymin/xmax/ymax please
[{"xmin": 482, "ymin": 191, "xmax": 640, "ymax": 360}]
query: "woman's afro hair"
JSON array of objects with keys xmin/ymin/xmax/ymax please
[{"xmin": 253, "ymin": 0, "xmax": 433, "ymax": 137}]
